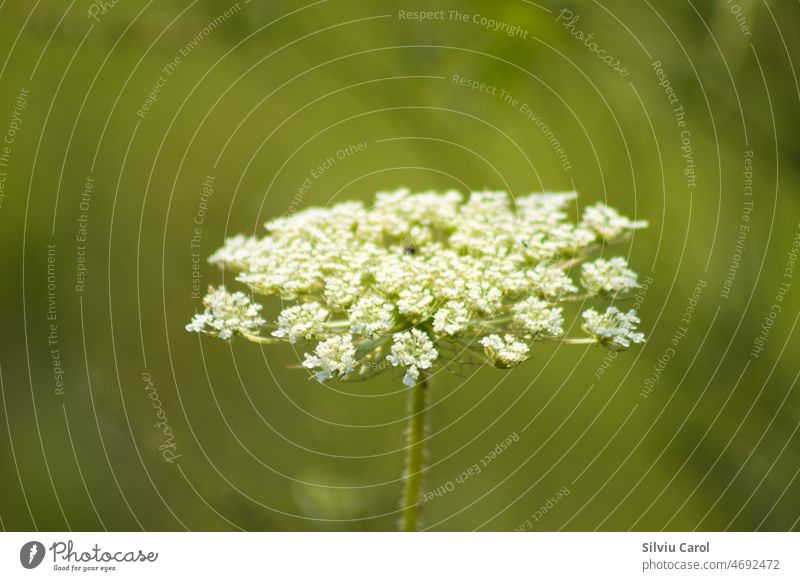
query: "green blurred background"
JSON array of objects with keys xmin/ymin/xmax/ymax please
[{"xmin": 0, "ymin": 0, "xmax": 798, "ymax": 531}]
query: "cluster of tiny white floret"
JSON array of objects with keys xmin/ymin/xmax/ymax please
[
  {"xmin": 581, "ymin": 257, "xmax": 640, "ymax": 296},
  {"xmin": 386, "ymin": 329, "xmax": 439, "ymax": 386},
  {"xmin": 480, "ymin": 334, "xmax": 530, "ymax": 368},
  {"xmin": 582, "ymin": 307, "xmax": 645, "ymax": 349},
  {"xmin": 513, "ymin": 298, "xmax": 564, "ymax": 337},
  {"xmin": 187, "ymin": 189, "xmax": 648, "ymax": 385},
  {"xmin": 186, "ymin": 286, "xmax": 265, "ymax": 340},
  {"xmin": 272, "ymin": 302, "xmax": 329, "ymax": 343},
  {"xmin": 581, "ymin": 203, "xmax": 648, "ymax": 240},
  {"xmin": 302, "ymin": 334, "xmax": 357, "ymax": 381},
  {"xmin": 348, "ymin": 295, "xmax": 396, "ymax": 337},
  {"xmin": 433, "ymin": 300, "xmax": 470, "ymax": 336}
]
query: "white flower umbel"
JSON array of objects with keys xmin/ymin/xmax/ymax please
[
  {"xmin": 432, "ymin": 300, "xmax": 470, "ymax": 336},
  {"xmin": 513, "ymin": 297, "xmax": 564, "ymax": 337},
  {"xmin": 386, "ymin": 329, "xmax": 439, "ymax": 387},
  {"xmin": 189, "ymin": 189, "xmax": 648, "ymax": 383},
  {"xmin": 186, "ymin": 286, "xmax": 265, "ymax": 340},
  {"xmin": 272, "ymin": 302, "xmax": 329, "ymax": 343},
  {"xmin": 303, "ymin": 334, "xmax": 357, "ymax": 381},
  {"xmin": 323, "ymin": 272, "xmax": 363, "ymax": 309},
  {"xmin": 188, "ymin": 189, "xmax": 649, "ymax": 534},
  {"xmin": 397, "ymin": 285, "xmax": 436, "ymax": 323},
  {"xmin": 465, "ymin": 281, "xmax": 504, "ymax": 316},
  {"xmin": 480, "ymin": 334, "xmax": 530, "ymax": 368},
  {"xmin": 527, "ymin": 264, "xmax": 579, "ymax": 299},
  {"xmin": 581, "ymin": 203, "xmax": 648, "ymax": 240},
  {"xmin": 581, "ymin": 257, "xmax": 640, "ymax": 296},
  {"xmin": 348, "ymin": 294, "xmax": 395, "ymax": 337},
  {"xmin": 582, "ymin": 307, "xmax": 645, "ymax": 349}
]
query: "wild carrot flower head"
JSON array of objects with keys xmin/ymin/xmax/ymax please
[{"xmin": 187, "ymin": 189, "xmax": 647, "ymax": 384}]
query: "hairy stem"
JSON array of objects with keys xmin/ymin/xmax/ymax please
[{"xmin": 401, "ymin": 373, "xmax": 428, "ymax": 532}]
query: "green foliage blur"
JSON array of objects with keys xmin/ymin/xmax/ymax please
[{"xmin": 0, "ymin": 0, "xmax": 798, "ymax": 531}]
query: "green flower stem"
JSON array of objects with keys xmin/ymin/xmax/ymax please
[
  {"xmin": 241, "ymin": 333, "xmax": 283, "ymax": 344},
  {"xmin": 401, "ymin": 372, "xmax": 428, "ymax": 532},
  {"xmin": 557, "ymin": 293, "xmax": 591, "ymax": 303},
  {"xmin": 537, "ymin": 337, "xmax": 597, "ymax": 345}
]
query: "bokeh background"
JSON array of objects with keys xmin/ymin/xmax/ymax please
[{"xmin": 0, "ymin": 0, "xmax": 799, "ymax": 531}]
